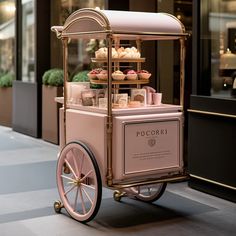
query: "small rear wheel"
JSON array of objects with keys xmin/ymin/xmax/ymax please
[
  {"xmin": 56, "ymin": 141, "xmax": 102, "ymax": 223},
  {"xmin": 54, "ymin": 200, "xmax": 63, "ymax": 213},
  {"xmin": 113, "ymin": 190, "xmax": 126, "ymax": 202},
  {"xmin": 130, "ymin": 183, "xmax": 167, "ymax": 203}
]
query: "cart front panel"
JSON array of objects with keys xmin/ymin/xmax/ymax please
[{"xmin": 113, "ymin": 112, "xmax": 183, "ymax": 182}]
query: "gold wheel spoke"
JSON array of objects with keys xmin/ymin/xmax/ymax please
[
  {"xmin": 73, "ymin": 186, "xmax": 79, "ymax": 212},
  {"xmin": 65, "ymin": 159, "xmax": 78, "ymax": 179},
  {"xmin": 81, "ymin": 183, "xmax": 95, "ymax": 190},
  {"xmin": 80, "ymin": 170, "xmax": 93, "ymax": 182},
  {"xmin": 71, "ymin": 149, "xmax": 80, "ymax": 177},
  {"xmin": 81, "ymin": 187, "xmax": 93, "ymax": 205},
  {"xmin": 64, "ymin": 184, "xmax": 76, "ymax": 196},
  {"xmin": 79, "ymin": 187, "xmax": 86, "ymax": 214},
  {"xmin": 61, "ymin": 174, "xmax": 75, "ymax": 182}
]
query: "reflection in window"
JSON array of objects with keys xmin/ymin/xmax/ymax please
[
  {"xmin": 60, "ymin": 0, "xmax": 105, "ymax": 79},
  {"xmin": 0, "ymin": 0, "xmax": 15, "ymax": 76},
  {"xmin": 21, "ymin": 0, "xmax": 35, "ymax": 82},
  {"xmin": 207, "ymin": 0, "xmax": 236, "ymax": 98}
]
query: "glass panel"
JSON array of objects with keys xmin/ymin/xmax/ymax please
[
  {"xmin": 60, "ymin": 0, "xmax": 105, "ymax": 78},
  {"xmin": 0, "ymin": 0, "xmax": 15, "ymax": 76},
  {"xmin": 21, "ymin": 0, "xmax": 35, "ymax": 82},
  {"xmin": 203, "ymin": 0, "xmax": 236, "ymax": 98},
  {"xmin": 60, "ymin": 0, "xmax": 105, "ymax": 24}
]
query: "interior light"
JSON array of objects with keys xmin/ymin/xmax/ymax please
[{"xmin": 4, "ymin": 4, "xmax": 16, "ymax": 13}]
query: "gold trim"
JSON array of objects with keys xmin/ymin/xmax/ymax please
[
  {"xmin": 64, "ymin": 8, "xmax": 111, "ymax": 31},
  {"xmin": 188, "ymin": 109, "xmax": 236, "ymax": 119},
  {"xmin": 190, "ymin": 174, "xmax": 236, "ymax": 191},
  {"xmin": 91, "ymin": 57, "xmax": 146, "ymax": 63},
  {"xmin": 90, "ymin": 79, "xmax": 149, "ymax": 85},
  {"xmin": 61, "ymin": 31, "xmax": 109, "ymax": 38},
  {"xmin": 162, "ymin": 12, "xmax": 186, "ymax": 34},
  {"xmin": 112, "ymin": 174, "xmax": 189, "ymax": 189},
  {"xmin": 112, "ymin": 31, "xmax": 189, "ymax": 38}
]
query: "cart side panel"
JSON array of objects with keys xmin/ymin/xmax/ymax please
[
  {"xmin": 59, "ymin": 108, "xmax": 107, "ymax": 184},
  {"xmin": 113, "ymin": 112, "xmax": 184, "ymax": 182}
]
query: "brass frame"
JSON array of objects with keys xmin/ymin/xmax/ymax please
[
  {"xmin": 188, "ymin": 109, "xmax": 236, "ymax": 119},
  {"xmin": 190, "ymin": 174, "xmax": 236, "ymax": 191},
  {"xmin": 52, "ymin": 9, "xmax": 188, "ymax": 189}
]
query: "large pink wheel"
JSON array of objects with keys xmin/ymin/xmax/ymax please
[
  {"xmin": 56, "ymin": 141, "xmax": 102, "ymax": 222},
  {"xmin": 130, "ymin": 183, "xmax": 167, "ymax": 202}
]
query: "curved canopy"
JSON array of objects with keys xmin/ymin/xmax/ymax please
[{"xmin": 51, "ymin": 8, "xmax": 187, "ymax": 40}]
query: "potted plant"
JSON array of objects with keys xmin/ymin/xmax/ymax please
[
  {"xmin": 72, "ymin": 70, "xmax": 90, "ymax": 82},
  {"xmin": 42, "ymin": 68, "xmax": 64, "ymax": 144},
  {"xmin": 0, "ymin": 72, "xmax": 14, "ymax": 127},
  {"xmin": 72, "ymin": 70, "xmax": 102, "ymax": 89}
]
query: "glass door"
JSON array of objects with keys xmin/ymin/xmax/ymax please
[
  {"xmin": 21, "ymin": 0, "xmax": 35, "ymax": 82},
  {"xmin": 0, "ymin": 0, "xmax": 15, "ymax": 76}
]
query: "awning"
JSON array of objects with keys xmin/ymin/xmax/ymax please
[{"xmin": 52, "ymin": 8, "xmax": 187, "ymax": 40}]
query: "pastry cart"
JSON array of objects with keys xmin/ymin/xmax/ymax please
[{"xmin": 51, "ymin": 8, "xmax": 189, "ymax": 222}]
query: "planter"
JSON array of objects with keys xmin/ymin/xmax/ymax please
[
  {"xmin": 12, "ymin": 81, "xmax": 40, "ymax": 137},
  {"xmin": 42, "ymin": 85, "xmax": 63, "ymax": 144},
  {"xmin": 0, "ymin": 87, "xmax": 12, "ymax": 127}
]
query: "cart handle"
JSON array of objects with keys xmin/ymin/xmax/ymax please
[{"xmin": 51, "ymin": 26, "xmax": 64, "ymax": 38}]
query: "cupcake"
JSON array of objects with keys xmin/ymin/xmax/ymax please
[
  {"xmin": 138, "ymin": 70, "xmax": 151, "ymax": 80},
  {"xmin": 97, "ymin": 70, "xmax": 108, "ymax": 80},
  {"xmin": 87, "ymin": 68, "xmax": 102, "ymax": 80},
  {"xmin": 126, "ymin": 70, "xmax": 137, "ymax": 80},
  {"xmin": 112, "ymin": 70, "xmax": 126, "ymax": 81}
]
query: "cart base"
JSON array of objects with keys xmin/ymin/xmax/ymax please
[{"xmin": 110, "ymin": 173, "xmax": 189, "ymax": 189}]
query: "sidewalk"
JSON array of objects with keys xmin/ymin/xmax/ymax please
[{"xmin": 0, "ymin": 125, "xmax": 235, "ymax": 236}]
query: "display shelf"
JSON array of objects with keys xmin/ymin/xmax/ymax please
[
  {"xmin": 90, "ymin": 78, "xmax": 149, "ymax": 85},
  {"xmin": 91, "ymin": 58, "xmax": 146, "ymax": 63},
  {"xmin": 55, "ymin": 97, "xmax": 182, "ymax": 115}
]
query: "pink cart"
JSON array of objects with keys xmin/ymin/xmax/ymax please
[{"xmin": 51, "ymin": 8, "xmax": 189, "ymax": 223}]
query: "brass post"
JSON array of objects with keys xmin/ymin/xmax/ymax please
[
  {"xmin": 62, "ymin": 38, "xmax": 68, "ymax": 147},
  {"xmin": 106, "ymin": 34, "xmax": 113, "ymax": 186},
  {"xmin": 180, "ymin": 37, "xmax": 186, "ymax": 110},
  {"xmin": 180, "ymin": 37, "xmax": 186, "ymax": 168},
  {"xmin": 136, "ymin": 39, "xmax": 142, "ymax": 72}
]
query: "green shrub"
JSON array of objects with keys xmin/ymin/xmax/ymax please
[
  {"xmin": 42, "ymin": 68, "xmax": 64, "ymax": 86},
  {"xmin": 42, "ymin": 69, "xmax": 55, "ymax": 85},
  {"xmin": 0, "ymin": 73, "xmax": 14, "ymax": 87},
  {"xmin": 72, "ymin": 70, "xmax": 89, "ymax": 82},
  {"xmin": 72, "ymin": 70, "xmax": 102, "ymax": 89}
]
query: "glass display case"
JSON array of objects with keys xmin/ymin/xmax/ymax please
[{"xmin": 196, "ymin": 0, "xmax": 236, "ymax": 98}]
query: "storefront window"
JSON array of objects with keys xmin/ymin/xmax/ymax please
[
  {"xmin": 21, "ymin": 0, "xmax": 35, "ymax": 82},
  {"xmin": 202, "ymin": 0, "xmax": 236, "ymax": 98},
  {"xmin": 0, "ymin": 0, "xmax": 15, "ymax": 76}
]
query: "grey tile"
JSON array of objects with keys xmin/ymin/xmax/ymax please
[{"xmin": 0, "ymin": 161, "xmax": 57, "ymax": 194}]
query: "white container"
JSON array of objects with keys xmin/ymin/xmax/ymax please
[{"xmin": 153, "ymin": 92, "xmax": 162, "ymax": 105}]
